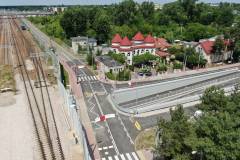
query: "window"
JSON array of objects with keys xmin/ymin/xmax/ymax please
[{"xmin": 128, "ymin": 52, "xmax": 130, "ymax": 56}]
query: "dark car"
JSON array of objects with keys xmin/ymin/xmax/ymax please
[
  {"xmin": 138, "ymin": 72, "xmax": 144, "ymax": 76},
  {"xmin": 145, "ymin": 72, "xmax": 152, "ymax": 76}
]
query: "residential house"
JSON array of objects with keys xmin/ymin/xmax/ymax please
[
  {"xmin": 71, "ymin": 36, "xmax": 97, "ymax": 54},
  {"xmin": 95, "ymin": 55, "xmax": 124, "ymax": 74},
  {"xmin": 195, "ymin": 38, "xmax": 232, "ymax": 64},
  {"xmin": 155, "ymin": 38, "xmax": 171, "ymax": 60}
]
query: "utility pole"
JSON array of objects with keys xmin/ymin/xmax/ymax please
[{"xmin": 198, "ymin": 47, "xmax": 201, "ymax": 69}]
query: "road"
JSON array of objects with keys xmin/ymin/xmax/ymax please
[
  {"xmin": 23, "ymin": 18, "xmax": 139, "ymax": 160},
  {"xmin": 23, "ymin": 17, "xmax": 240, "ymax": 160}
]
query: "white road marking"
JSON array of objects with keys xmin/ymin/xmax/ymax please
[
  {"xmin": 98, "ymin": 148, "xmax": 102, "ymax": 151},
  {"xmin": 105, "ymin": 152, "xmax": 109, "ymax": 155},
  {"xmin": 78, "ymin": 69, "xmax": 120, "ymax": 155},
  {"xmin": 131, "ymin": 152, "xmax": 139, "ymax": 160},
  {"xmin": 102, "ymin": 158, "xmax": 106, "ymax": 160},
  {"xmin": 91, "ymin": 76, "xmax": 95, "ymax": 80},
  {"xmin": 120, "ymin": 154, "xmax": 126, "ymax": 160},
  {"xmin": 114, "ymin": 155, "xmax": 120, "ymax": 160},
  {"xmin": 126, "ymin": 153, "xmax": 132, "ymax": 160},
  {"xmin": 103, "ymin": 147, "xmax": 108, "ymax": 150},
  {"xmin": 94, "ymin": 76, "xmax": 97, "ymax": 80},
  {"xmin": 108, "ymin": 145, "xmax": 113, "ymax": 149},
  {"xmin": 108, "ymin": 156, "xmax": 113, "ymax": 160},
  {"xmin": 88, "ymin": 76, "xmax": 92, "ymax": 80}
]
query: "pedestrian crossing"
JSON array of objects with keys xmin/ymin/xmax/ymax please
[
  {"xmin": 77, "ymin": 76, "xmax": 97, "ymax": 82},
  {"xmin": 102, "ymin": 152, "xmax": 139, "ymax": 160}
]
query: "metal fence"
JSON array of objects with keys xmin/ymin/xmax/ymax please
[{"xmin": 58, "ymin": 80, "xmax": 92, "ymax": 160}]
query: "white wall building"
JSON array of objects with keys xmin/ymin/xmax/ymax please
[
  {"xmin": 111, "ymin": 32, "xmax": 156, "ymax": 65},
  {"xmin": 71, "ymin": 36, "xmax": 97, "ymax": 54}
]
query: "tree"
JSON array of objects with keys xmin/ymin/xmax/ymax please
[
  {"xmin": 184, "ymin": 23, "xmax": 217, "ymax": 41},
  {"xmin": 162, "ymin": 2, "xmax": 188, "ymax": 24},
  {"xmin": 140, "ymin": 1, "xmax": 155, "ymax": 21},
  {"xmin": 156, "ymin": 85, "xmax": 240, "ymax": 160},
  {"xmin": 93, "ymin": 11, "xmax": 111, "ymax": 43},
  {"xmin": 156, "ymin": 105, "xmax": 196, "ymax": 160},
  {"xmin": 133, "ymin": 53, "xmax": 158, "ymax": 66},
  {"xmin": 108, "ymin": 51, "xmax": 126, "ymax": 64},
  {"xmin": 233, "ymin": 40, "xmax": 240, "ymax": 62},
  {"xmin": 178, "ymin": 0, "xmax": 198, "ymax": 21},
  {"xmin": 86, "ymin": 49, "xmax": 95, "ymax": 66},
  {"xmin": 114, "ymin": 0, "xmax": 137, "ymax": 25},
  {"xmin": 60, "ymin": 8, "xmax": 88, "ymax": 38},
  {"xmin": 216, "ymin": 4, "xmax": 234, "ymax": 27},
  {"xmin": 198, "ymin": 86, "xmax": 228, "ymax": 112},
  {"xmin": 212, "ymin": 37, "xmax": 224, "ymax": 55}
]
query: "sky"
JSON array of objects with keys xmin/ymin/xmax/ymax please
[{"xmin": 0, "ymin": 0, "xmax": 239, "ymax": 6}]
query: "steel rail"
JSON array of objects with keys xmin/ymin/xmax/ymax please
[{"xmin": 9, "ymin": 18, "xmax": 55, "ymax": 160}]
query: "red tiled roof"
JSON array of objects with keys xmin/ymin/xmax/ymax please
[
  {"xmin": 155, "ymin": 38, "xmax": 171, "ymax": 49},
  {"xmin": 120, "ymin": 36, "xmax": 132, "ymax": 46},
  {"xmin": 200, "ymin": 40, "xmax": 214, "ymax": 55},
  {"xmin": 118, "ymin": 47, "xmax": 133, "ymax": 52},
  {"xmin": 112, "ymin": 34, "xmax": 122, "ymax": 43},
  {"xmin": 144, "ymin": 34, "xmax": 155, "ymax": 43},
  {"xmin": 156, "ymin": 51, "xmax": 170, "ymax": 57},
  {"xmin": 132, "ymin": 32, "xmax": 144, "ymax": 41}
]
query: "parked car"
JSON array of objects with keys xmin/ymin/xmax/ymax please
[
  {"xmin": 138, "ymin": 72, "xmax": 144, "ymax": 76},
  {"xmin": 145, "ymin": 72, "xmax": 152, "ymax": 76}
]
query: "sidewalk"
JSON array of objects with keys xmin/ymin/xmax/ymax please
[
  {"xmin": 77, "ymin": 96, "xmax": 101, "ymax": 160},
  {"xmin": 99, "ymin": 63, "xmax": 240, "ymax": 85}
]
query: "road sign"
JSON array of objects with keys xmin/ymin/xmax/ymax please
[
  {"xmin": 100, "ymin": 115, "xmax": 106, "ymax": 121},
  {"xmin": 135, "ymin": 121, "xmax": 141, "ymax": 131}
]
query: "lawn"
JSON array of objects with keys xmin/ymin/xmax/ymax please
[{"xmin": 135, "ymin": 127, "xmax": 157, "ymax": 150}]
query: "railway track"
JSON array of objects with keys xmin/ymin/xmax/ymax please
[
  {"xmin": 0, "ymin": 18, "xmax": 11, "ymax": 65},
  {"xmin": 6, "ymin": 17, "xmax": 65, "ymax": 160}
]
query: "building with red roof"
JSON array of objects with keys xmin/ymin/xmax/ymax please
[
  {"xmin": 111, "ymin": 32, "xmax": 163, "ymax": 65},
  {"xmin": 144, "ymin": 34, "xmax": 155, "ymax": 44},
  {"xmin": 155, "ymin": 38, "xmax": 171, "ymax": 50},
  {"xmin": 111, "ymin": 34, "xmax": 122, "ymax": 48},
  {"xmin": 195, "ymin": 38, "xmax": 232, "ymax": 64},
  {"xmin": 132, "ymin": 32, "xmax": 144, "ymax": 42}
]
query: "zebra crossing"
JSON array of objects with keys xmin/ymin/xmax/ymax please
[
  {"xmin": 77, "ymin": 76, "xmax": 97, "ymax": 82},
  {"xmin": 102, "ymin": 152, "xmax": 139, "ymax": 160}
]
